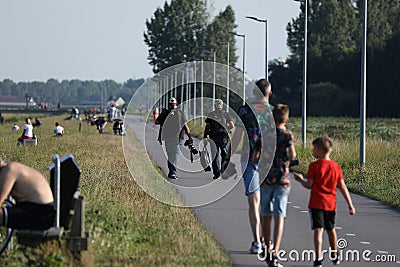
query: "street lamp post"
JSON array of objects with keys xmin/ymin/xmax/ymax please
[
  {"xmin": 204, "ymin": 50, "xmax": 216, "ymax": 109},
  {"xmin": 246, "ymin": 16, "xmax": 268, "ymax": 80},
  {"xmin": 217, "ymin": 40, "xmax": 230, "ymax": 112},
  {"xmin": 193, "ymin": 58, "xmax": 204, "ymax": 125},
  {"xmin": 230, "ymin": 32, "xmax": 246, "ymax": 105},
  {"xmin": 360, "ymin": 0, "xmax": 368, "ymax": 170},
  {"xmin": 193, "ymin": 60, "xmax": 197, "ymax": 120},
  {"xmin": 302, "ymin": 0, "xmax": 308, "ymax": 148}
]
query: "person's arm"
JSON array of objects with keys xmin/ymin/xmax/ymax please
[
  {"xmin": 0, "ymin": 165, "xmax": 15, "ymax": 205},
  {"xmin": 183, "ymin": 124, "xmax": 192, "ymax": 142},
  {"xmin": 228, "ymin": 120, "xmax": 235, "ymax": 131},
  {"xmin": 293, "ymin": 172, "xmax": 313, "ymax": 189},
  {"xmin": 338, "ymin": 179, "xmax": 356, "ymax": 215},
  {"xmin": 287, "ymin": 144, "xmax": 296, "ymax": 161}
]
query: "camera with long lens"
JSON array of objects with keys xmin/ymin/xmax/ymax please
[{"xmin": 184, "ymin": 139, "xmax": 198, "ymax": 163}]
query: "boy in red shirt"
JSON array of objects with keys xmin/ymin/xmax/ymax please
[{"xmin": 294, "ymin": 136, "xmax": 355, "ymax": 267}]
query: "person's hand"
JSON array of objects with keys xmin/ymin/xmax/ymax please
[
  {"xmin": 293, "ymin": 172, "xmax": 303, "ymax": 182},
  {"xmin": 349, "ymin": 205, "xmax": 356, "ymax": 215}
]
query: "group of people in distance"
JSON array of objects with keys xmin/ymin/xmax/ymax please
[
  {"xmin": 155, "ymin": 78, "xmax": 356, "ymax": 267},
  {"xmin": 15, "ymin": 118, "xmax": 64, "ymax": 144}
]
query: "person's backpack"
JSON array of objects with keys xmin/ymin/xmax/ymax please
[{"xmin": 206, "ymin": 110, "xmax": 230, "ymax": 138}]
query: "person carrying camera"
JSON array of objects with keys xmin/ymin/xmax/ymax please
[
  {"xmin": 155, "ymin": 97, "xmax": 192, "ymax": 179},
  {"xmin": 204, "ymin": 99, "xmax": 234, "ymax": 179}
]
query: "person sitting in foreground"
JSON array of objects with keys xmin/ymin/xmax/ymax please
[{"xmin": 0, "ymin": 158, "xmax": 55, "ymax": 230}]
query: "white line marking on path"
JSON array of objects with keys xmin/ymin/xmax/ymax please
[
  {"xmin": 301, "ymin": 210, "xmax": 308, "ymax": 213},
  {"xmin": 293, "ymin": 206, "xmax": 300, "ymax": 209},
  {"xmin": 360, "ymin": 241, "xmax": 371, "ymax": 245},
  {"xmin": 346, "ymin": 233, "xmax": 356, "ymax": 237},
  {"xmin": 335, "ymin": 227, "xmax": 342, "ymax": 230}
]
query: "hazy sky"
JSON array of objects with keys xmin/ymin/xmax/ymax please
[{"xmin": 0, "ymin": 0, "xmax": 300, "ymax": 83}]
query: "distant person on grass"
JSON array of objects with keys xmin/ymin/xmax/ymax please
[
  {"xmin": 54, "ymin": 122, "xmax": 65, "ymax": 136},
  {"xmin": 0, "ymin": 113, "xmax": 4, "ymax": 124},
  {"xmin": 17, "ymin": 118, "xmax": 34, "ymax": 144},
  {"xmin": 32, "ymin": 117, "xmax": 43, "ymax": 128},
  {"xmin": 258, "ymin": 103, "xmax": 296, "ymax": 267},
  {"xmin": 230, "ymin": 79, "xmax": 274, "ymax": 254},
  {"xmin": 0, "ymin": 158, "xmax": 55, "ymax": 230},
  {"xmin": 294, "ymin": 136, "xmax": 356, "ymax": 267},
  {"xmin": 11, "ymin": 124, "xmax": 20, "ymax": 131}
]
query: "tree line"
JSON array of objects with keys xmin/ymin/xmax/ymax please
[
  {"xmin": 270, "ymin": 0, "xmax": 400, "ymax": 117},
  {"xmin": 0, "ymin": 78, "xmax": 144, "ymax": 107},
  {"xmin": 144, "ymin": 0, "xmax": 400, "ymax": 117}
]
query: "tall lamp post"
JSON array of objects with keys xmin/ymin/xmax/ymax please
[
  {"xmin": 302, "ymin": 0, "xmax": 308, "ymax": 148},
  {"xmin": 246, "ymin": 16, "xmax": 268, "ymax": 80},
  {"xmin": 193, "ymin": 58, "xmax": 204, "ymax": 125},
  {"xmin": 204, "ymin": 50, "xmax": 216, "ymax": 109},
  {"xmin": 230, "ymin": 32, "xmax": 246, "ymax": 105},
  {"xmin": 360, "ymin": 0, "xmax": 368, "ymax": 170},
  {"xmin": 217, "ymin": 40, "xmax": 230, "ymax": 112}
]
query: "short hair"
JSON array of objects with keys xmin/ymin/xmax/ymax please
[
  {"xmin": 214, "ymin": 99, "xmax": 223, "ymax": 109},
  {"xmin": 55, "ymin": 122, "xmax": 59, "ymax": 126},
  {"xmin": 312, "ymin": 136, "xmax": 334, "ymax": 154},
  {"xmin": 255, "ymin": 79, "xmax": 271, "ymax": 97},
  {"xmin": 272, "ymin": 104, "xmax": 289, "ymax": 124}
]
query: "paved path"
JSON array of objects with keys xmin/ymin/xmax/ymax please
[{"xmin": 125, "ymin": 115, "xmax": 400, "ymax": 267}]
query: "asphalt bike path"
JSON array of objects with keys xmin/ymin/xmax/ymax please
[{"xmin": 125, "ymin": 115, "xmax": 400, "ymax": 267}]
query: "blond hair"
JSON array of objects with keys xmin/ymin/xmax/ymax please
[{"xmin": 312, "ymin": 136, "xmax": 334, "ymax": 154}]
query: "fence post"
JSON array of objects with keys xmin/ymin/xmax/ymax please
[{"xmin": 53, "ymin": 154, "xmax": 60, "ymax": 228}]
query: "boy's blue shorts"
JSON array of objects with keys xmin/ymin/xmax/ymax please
[{"xmin": 260, "ymin": 187, "xmax": 290, "ymax": 217}]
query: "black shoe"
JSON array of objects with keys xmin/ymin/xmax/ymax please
[
  {"xmin": 168, "ymin": 175, "xmax": 178, "ymax": 179},
  {"xmin": 268, "ymin": 256, "xmax": 283, "ymax": 267},
  {"xmin": 313, "ymin": 259, "xmax": 323, "ymax": 267},
  {"xmin": 213, "ymin": 174, "xmax": 220, "ymax": 179}
]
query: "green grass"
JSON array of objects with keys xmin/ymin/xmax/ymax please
[
  {"xmin": 188, "ymin": 116, "xmax": 400, "ymax": 209},
  {"xmin": 0, "ymin": 114, "xmax": 230, "ymax": 266}
]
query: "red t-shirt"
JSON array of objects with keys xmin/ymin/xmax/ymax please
[{"xmin": 307, "ymin": 159, "xmax": 343, "ymax": 211}]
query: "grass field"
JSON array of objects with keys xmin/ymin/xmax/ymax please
[
  {"xmin": 0, "ymin": 114, "xmax": 230, "ymax": 266},
  {"xmin": 0, "ymin": 114, "xmax": 399, "ymax": 266}
]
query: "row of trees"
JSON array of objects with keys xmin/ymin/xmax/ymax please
[
  {"xmin": 145, "ymin": 0, "xmax": 400, "ymax": 117},
  {"xmin": 271, "ymin": 0, "xmax": 400, "ymax": 117},
  {"xmin": 144, "ymin": 0, "xmax": 237, "ymax": 72},
  {"xmin": 0, "ymin": 78, "xmax": 144, "ymax": 106}
]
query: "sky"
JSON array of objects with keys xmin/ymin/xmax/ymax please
[{"xmin": 0, "ymin": 0, "xmax": 300, "ymax": 83}]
